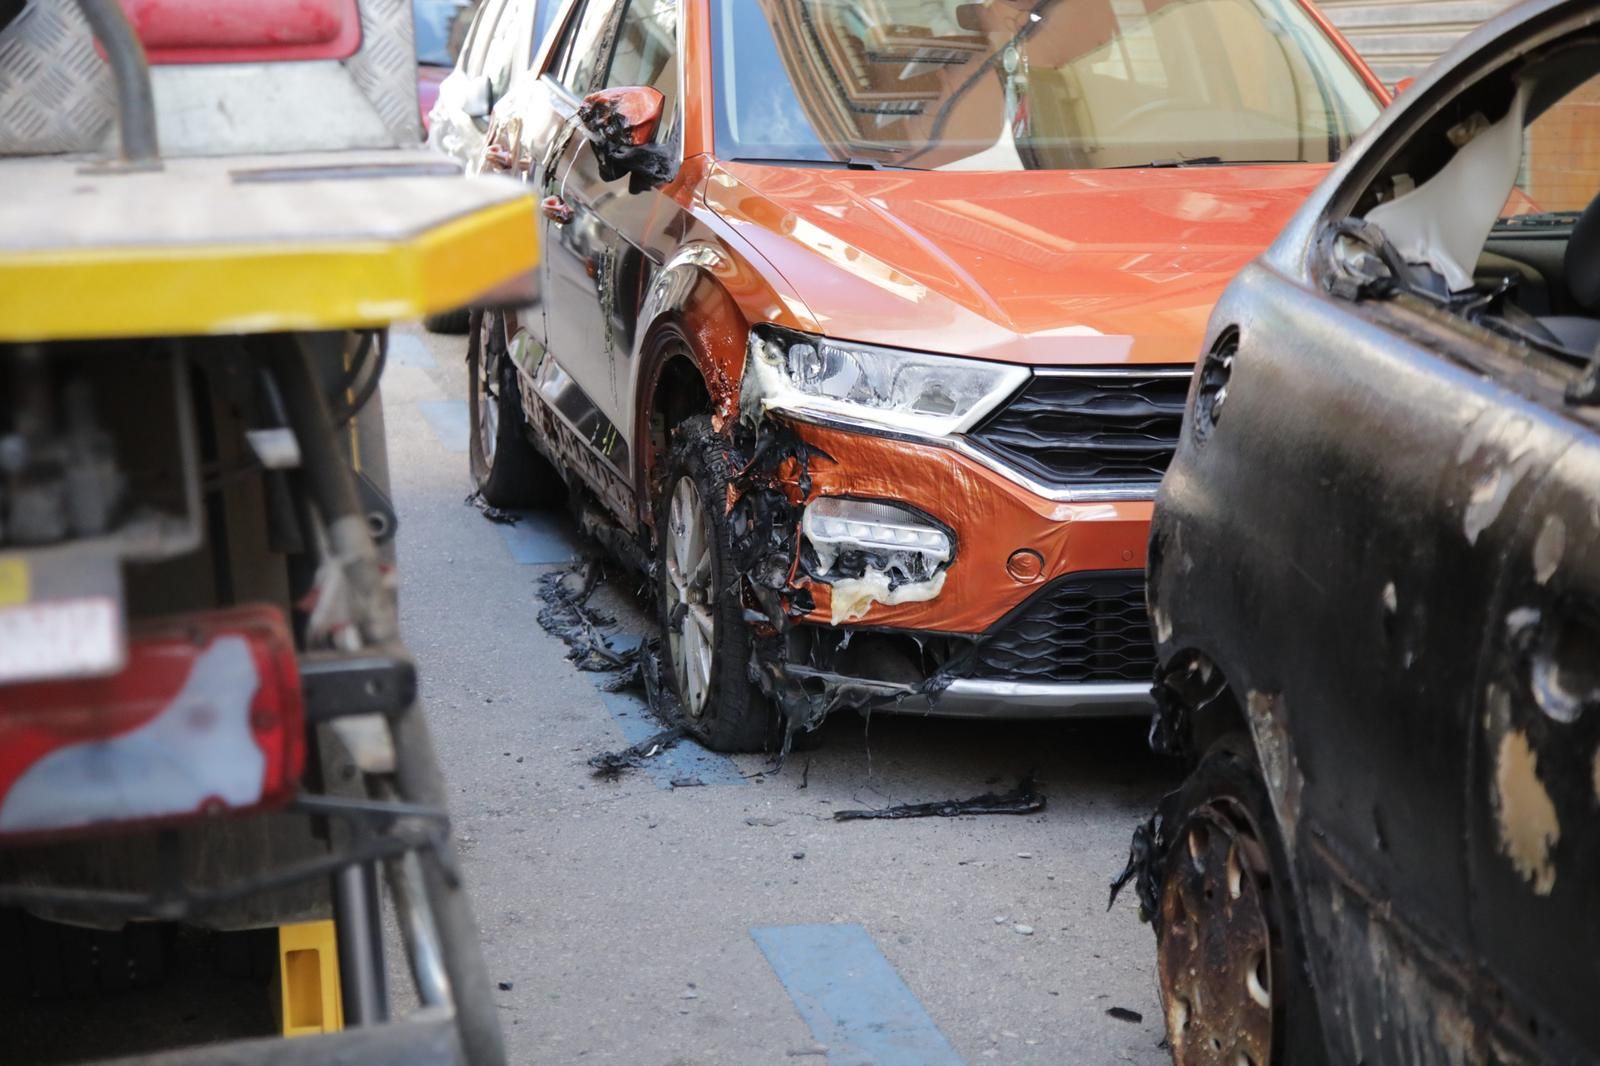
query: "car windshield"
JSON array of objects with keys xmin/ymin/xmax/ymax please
[{"xmin": 711, "ymin": 0, "xmax": 1383, "ymax": 170}]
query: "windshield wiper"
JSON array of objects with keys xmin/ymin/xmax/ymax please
[
  {"xmin": 1110, "ymin": 156, "xmax": 1296, "ymax": 169},
  {"xmin": 728, "ymin": 156, "xmax": 924, "ymax": 172}
]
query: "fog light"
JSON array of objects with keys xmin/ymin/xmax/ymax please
[{"xmin": 802, "ymin": 498, "xmax": 952, "ymax": 577}]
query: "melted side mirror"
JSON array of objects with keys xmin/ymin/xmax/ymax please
[{"xmin": 578, "ymin": 86, "xmax": 676, "ymax": 192}]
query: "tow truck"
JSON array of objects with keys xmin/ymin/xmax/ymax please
[{"xmin": 0, "ymin": 1, "xmax": 536, "ymax": 1061}]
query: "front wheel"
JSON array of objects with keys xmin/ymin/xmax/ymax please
[
  {"xmin": 1154, "ymin": 734, "xmax": 1326, "ymax": 1066},
  {"xmin": 467, "ymin": 309, "xmax": 562, "ymax": 509},
  {"xmin": 655, "ymin": 416, "xmax": 776, "ymax": 753}
]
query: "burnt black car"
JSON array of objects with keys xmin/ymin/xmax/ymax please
[{"xmin": 1121, "ymin": 2, "xmax": 1600, "ymax": 1063}]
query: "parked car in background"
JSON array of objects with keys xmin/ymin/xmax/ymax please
[
  {"xmin": 1127, "ymin": 0, "xmax": 1600, "ymax": 1062},
  {"xmin": 415, "ymin": 0, "xmax": 477, "ymax": 132},
  {"xmin": 437, "ymin": 0, "xmax": 1388, "ymax": 752},
  {"xmin": 422, "ymin": 0, "xmax": 562, "ymax": 332}
]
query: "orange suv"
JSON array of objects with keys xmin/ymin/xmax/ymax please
[{"xmin": 437, "ymin": 0, "xmax": 1386, "ymax": 751}]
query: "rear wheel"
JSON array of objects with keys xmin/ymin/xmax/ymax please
[
  {"xmin": 1155, "ymin": 734, "xmax": 1326, "ymax": 1066},
  {"xmin": 655, "ymin": 416, "xmax": 776, "ymax": 753},
  {"xmin": 467, "ymin": 309, "xmax": 562, "ymax": 509}
]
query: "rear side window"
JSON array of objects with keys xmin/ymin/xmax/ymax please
[{"xmin": 549, "ymin": 0, "xmax": 618, "ymax": 95}]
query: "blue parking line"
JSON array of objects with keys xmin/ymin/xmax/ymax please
[
  {"xmin": 418, "ymin": 400, "xmax": 469, "ymax": 454},
  {"xmin": 497, "ymin": 510, "xmax": 579, "ymax": 565},
  {"xmin": 387, "ymin": 332, "xmax": 438, "ymax": 369},
  {"xmin": 752, "ymin": 924, "xmax": 964, "ymax": 1066},
  {"xmin": 598, "ymin": 690, "xmax": 747, "ymax": 789}
]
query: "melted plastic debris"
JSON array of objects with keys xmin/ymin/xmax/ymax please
[
  {"xmin": 577, "ymin": 91, "xmax": 677, "ymax": 194},
  {"xmin": 465, "ymin": 490, "xmax": 520, "ymax": 526},
  {"xmin": 1108, "ymin": 805, "xmax": 1168, "ymax": 921},
  {"xmin": 535, "ymin": 563, "xmax": 694, "ymax": 778},
  {"xmin": 826, "ymin": 569, "xmax": 948, "ymax": 626},
  {"xmin": 535, "ymin": 566, "xmax": 635, "ymax": 673},
  {"xmin": 587, "ymin": 726, "xmax": 686, "ymax": 780},
  {"xmin": 832, "ymin": 774, "xmax": 1044, "ymax": 822}
]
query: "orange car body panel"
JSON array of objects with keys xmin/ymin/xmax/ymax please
[
  {"xmin": 780, "ymin": 422, "xmax": 1153, "ymax": 634},
  {"xmin": 702, "ymin": 163, "xmax": 1335, "ymax": 366}
]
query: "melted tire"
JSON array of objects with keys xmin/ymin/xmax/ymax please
[
  {"xmin": 467, "ymin": 309, "xmax": 562, "ymax": 510},
  {"xmin": 1156, "ymin": 734, "xmax": 1327, "ymax": 1066},
  {"xmin": 656, "ymin": 416, "xmax": 775, "ymax": 753}
]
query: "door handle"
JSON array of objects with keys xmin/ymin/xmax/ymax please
[
  {"xmin": 541, "ymin": 195, "xmax": 575, "ymax": 226},
  {"xmin": 483, "ymin": 141, "xmax": 515, "ymax": 173}
]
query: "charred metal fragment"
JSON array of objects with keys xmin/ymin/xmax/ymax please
[{"xmin": 832, "ymin": 774, "xmax": 1044, "ymax": 822}]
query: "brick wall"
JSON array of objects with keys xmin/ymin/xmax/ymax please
[{"xmin": 1524, "ymin": 76, "xmax": 1600, "ymax": 212}]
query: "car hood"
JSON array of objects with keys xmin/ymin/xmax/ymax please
[{"xmin": 704, "ymin": 162, "xmax": 1330, "ymax": 366}]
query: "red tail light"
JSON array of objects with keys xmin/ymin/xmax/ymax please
[{"xmin": 0, "ymin": 606, "xmax": 305, "ymax": 844}]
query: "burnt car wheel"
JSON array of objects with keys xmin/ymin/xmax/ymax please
[
  {"xmin": 1156, "ymin": 734, "xmax": 1325, "ymax": 1066},
  {"xmin": 656, "ymin": 416, "xmax": 775, "ymax": 753},
  {"xmin": 467, "ymin": 308, "xmax": 562, "ymax": 509},
  {"xmin": 423, "ymin": 307, "xmax": 471, "ymax": 334}
]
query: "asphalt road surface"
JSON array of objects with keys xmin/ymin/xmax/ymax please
[{"xmin": 385, "ymin": 323, "xmax": 1178, "ymax": 1066}]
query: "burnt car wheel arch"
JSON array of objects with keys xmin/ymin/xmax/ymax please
[{"xmin": 640, "ymin": 341, "xmax": 715, "ymax": 508}]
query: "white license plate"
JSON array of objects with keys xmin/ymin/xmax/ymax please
[{"xmin": 0, "ymin": 597, "xmax": 126, "ymax": 686}]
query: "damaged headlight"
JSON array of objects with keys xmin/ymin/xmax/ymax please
[
  {"xmin": 802, "ymin": 498, "xmax": 952, "ymax": 579},
  {"xmin": 745, "ymin": 326, "xmax": 1028, "ymax": 437}
]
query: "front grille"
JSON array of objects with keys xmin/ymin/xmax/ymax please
[
  {"xmin": 969, "ymin": 370, "xmax": 1190, "ymax": 487},
  {"xmin": 968, "ymin": 571, "xmax": 1154, "ymax": 684}
]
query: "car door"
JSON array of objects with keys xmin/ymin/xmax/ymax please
[
  {"xmin": 533, "ymin": 0, "xmax": 680, "ymax": 522},
  {"xmin": 1191, "ymin": 42, "xmax": 1598, "ymax": 1064}
]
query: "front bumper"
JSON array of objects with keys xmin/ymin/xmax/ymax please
[
  {"xmin": 788, "ymin": 420, "xmax": 1155, "ymax": 634},
  {"xmin": 776, "ymin": 420, "xmax": 1159, "ymax": 719}
]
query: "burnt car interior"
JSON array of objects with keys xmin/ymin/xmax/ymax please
[{"xmin": 1326, "ymin": 36, "xmax": 1600, "ymax": 403}]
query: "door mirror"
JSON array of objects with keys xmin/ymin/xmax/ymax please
[
  {"xmin": 462, "ymin": 74, "xmax": 493, "ymax": 120},
  {"xmin": 577, "ymin": 87, "xmax": 676, "ymax": 192}
]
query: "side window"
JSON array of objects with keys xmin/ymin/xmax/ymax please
[
  {"xmin": 1519, "ymin": 72, "xmax": 1600, "ymax": 213},
  {"xmin": 602, "ymin": 0, "xmax": 676, "ymax": 96},
  {"xmin": 482, "ymin": 0, "xmax": 534, "ymax": 101},
  {"xmin": 550, "ymin": 0, "xmax": 619, "ymax": 95},
  {"xmin": 533, "ymin": 0, "xmax": 562, "ymax": 57}
]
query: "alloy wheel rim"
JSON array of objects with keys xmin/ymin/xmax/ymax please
[
  {"xmin": 663, "ymin": 476, "xmax": 714, "ymax": 718},
  {"xmin": 1157, "ymin": 801, "xmax": 1276, "ymax": 1066},
  {"xmin": 476, "ymin": 314, "xmax": 499, "ymax": 465}
]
